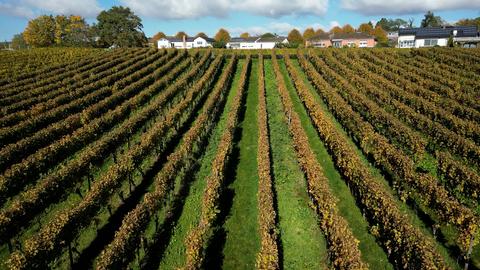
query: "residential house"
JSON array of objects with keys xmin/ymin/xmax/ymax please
[
  {"xmin": 226, "ymin": 36, "xmax": 289, "ymax": 49},
  {"xmin": 305, "ymin": 33, "xmax": 331, "ymax": 48},
  {"xmin": 331, "ymin": 32, "xmax": 376, "ymax": 48},
  {"xmin": 398, "ymin": 26, "xmax": 480, "ymax": 48},
  {"xmin": 306, "ymin": 32, "xmax": 375, "ymax": 48},
  {"xmin": 157, "ymin": 36, "xmax": 214, "ymax": 49}
]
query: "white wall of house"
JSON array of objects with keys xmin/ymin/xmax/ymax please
[
  {"xmin": 415, "ymin": 38, "xmax": 448, "ymax": 47},
  {"xmin": 192, "ymin": 37, "xmax": 212, "ymax": 48},
  {"xmin": 227, "ymin": 39, "xmax": 288, "ymax": 49},
  {"xmin": 158, "ymin": 37, "xmax": 212, "ymax": 49},
  {"xmin": 158, "ymin": 38, "xmax": 172, "ymax": 48},
  {"xmin": 398, "ymin": 35, "xmax": 415, "ymax": 48}
]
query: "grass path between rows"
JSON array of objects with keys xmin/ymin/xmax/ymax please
[
  {"xmin": 265, "ymin": 59, "xmax": 329, "ymax": 270},
  {"xmin": 279, "ymin": 59, "xmax": 393, "ymax": 270},
  {"xmin": 221, "ymin": 58, "xmax": 261, "ymax": 269},
  {"xmin": 158, "ymin": 59, "xmax": 242, "ymax": 269}
]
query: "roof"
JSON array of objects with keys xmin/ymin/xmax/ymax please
[
  {"xmin": 307, "ymin": 33, "xmax": 331, "ymax": 41},
  {"xmin": 228, "ymin": 36, "xmax": 288, "ymax": 43},
  {"xmin": 257, "ymin": 36, "xmax": 288, "ymax": 42},
  {"xmin": 399, "ymin": 26, "xmax": 479, "ymax": 38},
  {"xmin": 161, "ymin": 36, "xmax": 214, "ymax": 43},
  {"xmin": 229, "ymin": 37, "xmax": 260, "ymax": 43},
  {"xmin": 331, "ymin": 32, "xmax": 374, "ymax": 40}
]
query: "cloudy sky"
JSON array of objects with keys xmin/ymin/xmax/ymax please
[{"xmin": 0, "ymin": 0, "xmax": 479, "ymax": 40}]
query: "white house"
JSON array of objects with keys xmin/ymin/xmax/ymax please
[
  {"xmin": 398, "ymin": 26, "xmax": 479, "ymax": 48},
  {"xmin": 158, "ymin": 36, "xmax": 214, "ymax": 49},
  {"xmin": 226, "ymin": 36, "xmax": 289, "ymax": 49}
]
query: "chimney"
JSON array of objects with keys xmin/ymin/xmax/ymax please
[{"xmin": 183, "ymin": 35, "xmax": 186, "ymax": 48}]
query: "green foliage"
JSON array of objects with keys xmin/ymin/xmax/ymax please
[
  {"xmin": 261, "ymin": 32, "xmax": 275, "ymax": 38},
  {"xmin": 456, "ymin": 17, "xmax": 480, "ymax": 29},
  {"xmin": 95, "ymin": 6, "xmax": 147, "ymax": 48},
  {"xmin": 11, "ymin": 33, "xmax": 27, "ymax": 49},
  {"xmin": 375, "ymin": 18, "xmax": 408, "ymax": 31},
  {"xmin": 421, "ymin": 11, "xmax": 445, "ymax": 27},
  {"xmin": 213, "ymin": 40, "xmax": 226, "ymax": 48},
  {"xmin": 24, "ymin": 15, "xmax": 56, "ymax": 47}
]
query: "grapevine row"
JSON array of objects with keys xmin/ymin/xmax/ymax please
[
  {"xmin": 0, "ymin": 49, "xmax": 146, "ymax": 120},
  {"xmin": 0, "ymin": 50, "xmax": 174, "ymax": 148},
  {"xmin": 279, "ymin": 54, "xmax": 367, "ymax": 269},
  {"xmin": 0, "ymin": 52, "xmax": 211, "ymax": 245},
  {"xmin": 183, "ymin": 55, "xmax": 246, "ymax": 270},
  {"xmin": 255, "ymin": 55, "xmax": 279, "ymax": 270},
  {"xmin": 329, "ymin": 50, "xmax": 480, "ymax": 145},
  {"xmin": 361, "ymin": 50, "xmax": 480, "ymax": 123},
  {"xmin": 306, "ymin": 52, "xmax": 479, "ymax": 254},
  {"xmin": 5, "ymin": 53, "xmax": 225, "ymax": 270},
  {"xmin": 296, "ymin": 52, "xmax": 448, "ymax": 268},
  {"xmin": 96, "ymin": 54, "xmax": 234, "ymax": 270},
  {"xmin": 315, "ymin": 51, "xmax": 480, "ymax": 167},
  {"xmin": 0, "ymin": 51, "xmax": 187, "ymax": 202}
]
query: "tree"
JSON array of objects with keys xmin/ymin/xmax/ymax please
[
  {"xmin": 175, "ymin": 31, "xmax": 188, "ymax": 39},
  {"xmin": 54, "ymin": 15, "xmax": 69, "ymax": 45},
  {"xmin": 421, "ymin": 11, "xmax": 444, "ymax": 27},
  {"xmin": 330, "ymin": 26, "xmax": 343, "ymax": 34},
  {"xmin": 214, "ymin": 28, "xmax": 231, "ymax": 42},
  {"xmin": 376, "ymin": 18, "xmax": 408, "ymax": 31},
  {"xmin": 358, "ymin": 23, "xmax": 373, "ymax": 34},
  {"xmin": 408, "ymin": 18, "xmax": 415, "ymax": 28},
  {"xmin": 23, "ymin": 15, "xmax": 55, "ymax": 47},
  {"xmin": 240, "ymin": 32, "xmax": 250, "ymax": 38},
  {"xmin": 151, "ymin": 32, "xmax": 166, "ymax": 42},
  {"xmin": 456, "ymin": 17, "xmax": 480, "ymax": 29},
  {"xmin": 342, "ymin": 24, "xmax": 355, "ymax": 33},
  {"xmin": 195, "ymin": 32, "xmax": 208, "ymax": 39},
  {"xmin": 303, "ymin": 27, "xmax": 315, "ymax": 40},
  {"xmin": 95, "ymin": 6, "xmax": 146, "ymax": 48},
  {"xmin": 315, "ymin": 28, "xmax": 325, "ymax": 35},
  {"xmin": 64, "ymin": 15, "xmax": 92, "ymax": 46},
  {"xmin": 261, "ymin": 33, "xmax": 275, "ymax": 38},
  {"xmin": 373, "ymin": 25, "xmax": 388, "ymax": 45},
  {"xmin": 11, "ymin": 33, "xmax": 27, "ymax": 49},
  {"xmin": 287, "ymin": 29, "xmax": 303, "ymax": 47}
]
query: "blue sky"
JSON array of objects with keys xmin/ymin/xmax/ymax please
[{"xmin": 0, "ymin": 0, "xmax": 479, "ymax": 40}]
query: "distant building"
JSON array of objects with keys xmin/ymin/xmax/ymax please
[
  {"xmin": 157, "ymin": 36, "xmax": 214, "ymax": 49},
  {"xmin": 305, "ymin": 33, "xmax": 331, "ymax": 48},
  {"xmin": 398, "ymin": 26, "xmax": 480, "ymax": 48},
  {"xmin": 306, "ymin": 32, "xmax": 375, "ymax": 48},
  {"xmin": 226, "ymin": 36, "xmax": 289, "ymax": 49}
]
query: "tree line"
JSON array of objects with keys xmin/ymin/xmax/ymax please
[{"xmin": 11, "ymin": 8, "xmax": 480, "ymax": 49}]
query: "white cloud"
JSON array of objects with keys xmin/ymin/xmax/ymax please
[
  {"xmin": 228, "ymin": 20, "xmax": 340, "ymax": 36},
  {"xmin": 341, "ymin": 0, "xmax": 480, "ymax": 15},
  {"xmin": 0, "ymin": 0, "xmax": 102, "ymax": 18},
  {"xmin": 121, "ymin": 0, "xmax": 328, "ymax": 19}
]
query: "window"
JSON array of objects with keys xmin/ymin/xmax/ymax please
[
  {"xmin": 359, "ymin": 40, "xmax": 368, "ymax": 48},
  {"xmin": 399, "ymin": 40, "xmax": 415, "ymax": 48},
  {"xmin": 333, "ymin": 41, "xmax": 342, "ymax": 48},
  {"xmin": 423, "ymin": 39, "xmax": 438, "ymax": 47},
  {"xmin": 347, "ymin": 41, "xmax": 355, "ymax": 47},
  {"xmin": 197, "ymin": 41, "xmax": 202, "ymax": 45}
]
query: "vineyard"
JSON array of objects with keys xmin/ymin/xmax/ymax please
[{"xmin": 0, "ymin": 47, "xmax": 479, "ymax": 269}]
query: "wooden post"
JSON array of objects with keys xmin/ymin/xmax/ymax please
[
  {"xmin": 68, "ymin": 242, "xmax": 74, "ymax": 268},
  {"xmin": 464, "ymin": 234, "xmax": 476, "ymax": 270}
]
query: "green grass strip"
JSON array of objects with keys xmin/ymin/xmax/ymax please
[
  {"xmin": 222, "ymin": 59, "xmax": 261, "ymax": 269},
  {"xmin": 264, "ymin": 59, "xmax": 328, "ymax": 270}
]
